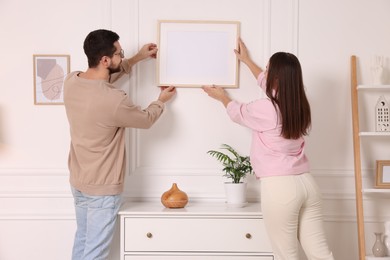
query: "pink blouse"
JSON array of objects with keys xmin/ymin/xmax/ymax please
[{"xmin": 226, "ymin": 72, "xmax": 310, "ymax": 178}]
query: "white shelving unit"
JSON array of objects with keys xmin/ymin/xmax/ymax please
[{"xmin": 351, "ymin": 55, "xmax": 390, "ymax": 260}]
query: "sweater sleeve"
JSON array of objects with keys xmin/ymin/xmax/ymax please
[{"xmin": 112, "ymin": 94, "xmax": 165, "ymax": 128}]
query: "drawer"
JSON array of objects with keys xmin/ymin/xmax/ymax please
[
  {"xmin": 124, "ymin": 255, "xmax": 274, "ymax": 260},
  {"xmin": 123, "ymin": 217, "xmax": 272, "ymax": 252}
]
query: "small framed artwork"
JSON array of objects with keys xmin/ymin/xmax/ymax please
[
  {"xmin": 33, "ymin": 54, "xmax": 70, "ymax": 105},
  {"xmin": 375, "ymin": 160, "xmax": 390, "ymax": 188},
  {"xmin": 157, "ymin": 20, "xmax": 240, "ymax": 88}
]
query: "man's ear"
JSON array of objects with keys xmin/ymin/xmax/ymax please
[{"xmin": 100, "ymin": 56, "xmax": 111, "ymax": 68}]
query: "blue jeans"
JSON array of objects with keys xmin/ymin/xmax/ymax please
[{"xmin": 71, "ymin": 186, "xmax": 122, "ymax": 260}]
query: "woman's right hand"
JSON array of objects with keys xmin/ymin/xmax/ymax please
[
  {"xmin": 234, "ymin": 38, "xmax": 262, "ymax": 79},
  {"xmin": 202, "ymin": 85, "xmax": 232, "ymax": 107},
  {"xmin": 234, "ymin": 38, "xmax": 251, "ymax": 64}
]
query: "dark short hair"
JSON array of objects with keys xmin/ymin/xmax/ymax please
[{"xmin": 83, "ymin": 29, "xmax": 120, "ymax": 68}]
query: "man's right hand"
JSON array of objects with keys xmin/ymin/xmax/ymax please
[{"xmin": 158, "ymin": 86, "xmax": 176, "ymax": 103}]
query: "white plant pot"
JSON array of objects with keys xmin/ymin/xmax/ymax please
[{"xmin": 224, "ymin": 182, "xmax": 247, "ymax": 207}]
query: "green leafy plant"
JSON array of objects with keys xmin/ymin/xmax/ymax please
[{"xmin": 207, "ymin": 144, "xmax": 253, "ymax": 183}]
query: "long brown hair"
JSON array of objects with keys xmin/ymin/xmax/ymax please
[{"xmin": 265, "ymin": 52, "xmax": 311, "ymax": 139}]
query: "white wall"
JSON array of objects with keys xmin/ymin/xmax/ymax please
[{"xmin": 0, "ymin": 0, "xmax": 390, "ymax": 259}]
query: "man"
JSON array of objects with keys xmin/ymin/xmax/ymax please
[{"xmin": 64, "ymin": 29, "xmax": 176, "ymax": 260}]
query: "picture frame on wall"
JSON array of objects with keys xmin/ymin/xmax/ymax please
[
  {"xmin": 157, "ymin": 20, "xmax": 240, "ymax": 88},
  {"xmin": 33, "ymin": 54, "xmax": 70, "ymax": 105},
  {"xmin": 375, "ymin": 160, "xmax": 390, "ymax": 188}
]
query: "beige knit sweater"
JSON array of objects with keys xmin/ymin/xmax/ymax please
[{"xmin": 64, "ymin": 60, "xmax": 164, "ymax": 195}]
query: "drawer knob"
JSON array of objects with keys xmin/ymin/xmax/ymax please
[
  {"xmin": 245, "ymin": 233, "xmax": 252, "ymax": 239},
  {"xmin": 146, "ymin": 232, "xmax": 153, "ymax": 238}
]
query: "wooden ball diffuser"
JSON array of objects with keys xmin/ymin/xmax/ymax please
[{"xmin": 161, "ymin": 183, "xmax": 188, "ymax": 208}]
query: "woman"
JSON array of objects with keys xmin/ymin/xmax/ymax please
[{"xmin": 202, "ymin": 39, "xmax": 334, "ymax": 260}]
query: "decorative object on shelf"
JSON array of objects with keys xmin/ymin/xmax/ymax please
[
  {"xmin": 161, "ymin": 183, "xmax": 188, "ymax": 208},
  {"xmin": 372, "ymin": 232, "xmax": 387, "ymax": 257},
  {"xmin": 384, "ymin": 221, "xmax": 390, "ymax": 256},
  {"xmin": 375, "ymin": 160, "xmax": 390, "ymax": 189},
  {"xmin": 371, "ymin": 55, "xmax": 384, "ymax": 85},
  {"xmin": 207, "ymin": 144, "xmax": 253, "ymax": 206},
  {"xmin": 375, "ymin": 96, "xmax": 390, "ymax": 132}
]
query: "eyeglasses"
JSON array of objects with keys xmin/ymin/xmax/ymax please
[{"xmin": 114, "ymin": 49, "xmax": 124, "ymax": 59}]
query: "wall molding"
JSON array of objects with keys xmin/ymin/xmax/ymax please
[
  {"xmin": 263, "ymin": 0, "xmax": 271, "ymax": 59},
  {"xmin": 0, "ymin": 167, "xmax": 369, "ymax": 177},
  {"xmin": 101, "ymin": 0, "xmax": 112, "ymax": 29},
  {"xmin": 292, "ymin": 0, "xmax": 300, "ymax": 55},
  {"xmin": 0, "ymin": 213, "xmax": 75, "ymax": 221},
  {"xmin": 2, "ymin": 168, "xmax": 383, "ymax": 224},
  {"xmin": 130, "ymin": 0, "xmax": 273, "ymax": 176},
  {"xmin": 0, "ymin": 168, "xmax": 68, "ymax": 176},
  {"xmin": 0, "ymin": 190, "xmax": 71, "ymax": 198}
]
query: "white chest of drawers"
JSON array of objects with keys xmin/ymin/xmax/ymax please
[{"xmin": 118, "ymin": 202, "xmax": 274, "ymax": 260}]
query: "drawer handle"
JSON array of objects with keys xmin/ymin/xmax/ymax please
[
  {"xmin": 146, "ymin": 232, "xmax": 153, "ymax": 238},
  {"xmin": 245, "ymin": 233, "xmax": 252, "ymax": 239}
]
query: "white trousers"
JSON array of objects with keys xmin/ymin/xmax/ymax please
[{"xmin": 261, "ymin": 173, "xmax": 334, "ymax": 260}]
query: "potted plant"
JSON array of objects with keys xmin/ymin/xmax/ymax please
[{"xmin": 207, "ymin": 144, "xmax": 253, "ymax": 206}]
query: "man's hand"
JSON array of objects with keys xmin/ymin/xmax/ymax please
[
  {"xmin": 129, "ymin": 43, "xmax": 158, "ymax": 66},
  {"xmin": 138, "ymin": 43, "xmax": 158, "ymax": 60},
  {"xmin": 158, "ymin": 86, "xmax": 176, "ymax": 103}
]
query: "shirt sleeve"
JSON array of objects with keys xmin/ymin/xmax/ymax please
[
  {"xmin": 226, "ymin": 99, "xmax": 278, "ymax": 132},
  {"xmin": 257, "ymin": 71, "xmax": 266, "ymax": 92},
  {"xmin": 112, "ymin": 92, "xmax": 165, "ymax": 129}
]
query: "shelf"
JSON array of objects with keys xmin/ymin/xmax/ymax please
[
  {"xmin": 360, "ymin": 132, "xmax": 390, "ymax": 136},
  {"xmin": 363, "ymin": 189, "xmax": 390, "ymax": 194},
  {"xmin": 358, "ymin": 85, "xmax": 390, "ymax": 90},
  {"xmin": 366, "ymin": 256, "xmax": 390, "ymax": 260}
]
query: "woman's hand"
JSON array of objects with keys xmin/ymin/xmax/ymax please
[
  {"xmin": 202, "ymin": 85, "xmax": 232, "ymax": 107},
  {"xmin": 234, "ymin": 38, "xmax": 262, "ymax": 79},
  {"xmin": 234, "ymin": 38, "xmax": 250, "ymax": 64}
]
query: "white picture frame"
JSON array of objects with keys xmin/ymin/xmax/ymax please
[{"xmin": 157, "ymin": 20, "xmax": 240, "ymax": 88}]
